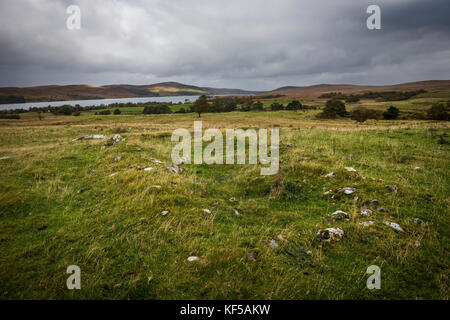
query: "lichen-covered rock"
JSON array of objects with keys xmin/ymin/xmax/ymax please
[
  {"xmin": 330, "ymin": 210, "xmax": 350, "ymax": 221},
  {"xmin": 316, "ymin": 227, "xmax": 344, "ymax": 242},
  {"xmin": 360, "ymin": 221, "xmax": 375, "ymax": 227},
  {"xmin": 72, "ymin": 134, "xmax": 107, "ymax": 142},
  {"xmin": 360, "ymin": 208, "xmax": 373, "ymax": 216},
  {"xmin": 384, "ymin": 221, "xmax": 404, "ymax": 232},
  {"xmin": 341, "ymin": 187, "xmax": 355, "ymax": 195},
  {"xmin": 269, "ymin": 239, "xmax": 279, "ymax": 249},
  {"xmin": 325, "ymin": 172, "xmax": 336, "ymax": 178},
  {"xmin": 414, "ymin": 218, "xmax": 427, "ymax": 228}
]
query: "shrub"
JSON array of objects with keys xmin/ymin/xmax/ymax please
[
  {"xmin": 317, "ymin": 99, "xmax": 349, "ymax": 118},
  {"xmin": 98, "ymin": 110, "xmax": 111, "ymax": 115},
  {"xmin": 286, "ymin": 100, "xmax": 302, "ymax": 110},
  {"xmin": 383, "ymin": 106, "xmax": 400, "ymax": 120},
  {"xmin": 0, "ymin": 114, "xmax": 21, "ymax": 119},
  {"xmin": 270, "ymin": 102, "xmax": 284, "ymax": 111},
  {"xmin": 427, "ymin": 103, "xmax": 449, "ymax": 120},
  {"xmin": 113, "ymin": 109, "xmax": 121, "ymax": 115},
  {"xmin": 142, "ymin": 104, "xmax": 172, "ymax": 114},
  {"xmin": 73, "ymin": 111, "xmax": 81, "ymax": 116}
]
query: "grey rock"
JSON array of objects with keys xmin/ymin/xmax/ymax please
[
  {"xmin": 360, "ymin": 208, "xmax": 373, "ymax": 217},
  {"xmin": 330, "ymin": 210, "xmax": 350, "ymax": 221},
  {"xmin": 414, "ymin": 218, "xmax": 427, "ymax": 228},
  {"xmin": 364, "ymin": 199, "xmax": 379, "ymax": 206},
  {"xmin": 341, "ymin": 187, "xmax": 355, "ymax": 195},
  {"xmin": 384, "ymin": 221, "xmax": 404, "ymax": 232},
  {"xmin": 316, "ymin": 227, "xmax": 344, "ymax": 242},
  {"xmin": 360, "ymin": 221, "xmax": 375, "ymax": 227},
  {"xmin": 325, "ymin": 172, "xmax": 336, "ymax": 178},
  {"xmin": 269, "ymin": 239, "xmax": 279, "ymax": 249}
]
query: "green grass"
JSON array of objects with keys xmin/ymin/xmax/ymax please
[{"xmin": 0, "ymin": 106, "xmax": 449, "ymax": 299}]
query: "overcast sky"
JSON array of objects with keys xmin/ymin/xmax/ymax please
[{"xmin": 0, "ymin": 0, "xmax": 449, "ymax": 90}]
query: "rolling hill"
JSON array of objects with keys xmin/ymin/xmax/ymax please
[
  {"xmin": 0, "ymin": 82, "xmax": 262, "ymax": 103},
  {"xmin": 264, "ymin": 80, "xmax": 450, "ymax": 99}
]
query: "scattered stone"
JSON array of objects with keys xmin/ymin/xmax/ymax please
[
  {"xmin": 72, "ymin": 134, "xmax": 107, "ymax": 142},
  {"xmin": 37, "ymin": 225, "xmax": 48, "ymax": 231},
  {"xmin": 414, "ymin": 240, "xmax": 421, "ymax": 247},
  {"xmin": 105, "ymin": 134, "xmax": 123, "ymax": 146},
  {"xmin": 285, "ymin": 143, "xmax": 294, "ymax": 147},
  {"xmin": 344, "ymin": 167, "xmax": 357, "ymax": 172},
  {"xmin": 386, "ymin": 184, "xmax": 398, "ymax": 193},
  {"xmin": 360, "ymin": 221, "xmax": 375, "ymax": 227},
  {"xmin": 114, "ymin": 156, "xmax": 122, "ymax": 162},
  {"xmin": 316, "ymin": 227, "xmax": 344, "ymax": 242},
  {"xmin": 149, "ymin": 158, "xmax": 163, "ymax": 164},
  {"xmin": 269, "ymin": 239, "xmax": 279, "ymax": 249},
  {"xmin": 324, "ymin": 190, "xmax": 332, "ymax": 195},
  {"xmin": 353, "ymin": 196, "xmax": 359, "ymax": 201},
  {"xmin": 90, "ymin": 169, "xmax": 97, "ymax": 173},
  {"xmin": 360, "ymin": 208, "xmax": 373, "ymax": 217},
  {"xmin": 203, "ymin": 209, "xmax": 212, "ymax": 215},
  {"xmin": 413, "ymin": 166, "xmax": 421, "ymax": 171},
  {"xmin": 330, "ymin": 210, "xmax": 350, "ymax": 221},
  {"xmin": 251, "ymin": 177, "xmax": 264, "ymax": 183},
  {"xmin": 364, "ymin": 199, "xmax": 379, "ymax": 206},
  {"xmin": 109, "ymin": 172, "xmax": 118, "ymax": 177},
  {"xmin": 165, "ymin": 163, "xmax": 183, "ymax": 174},
  {"xmin": 247, "ymin": 250, "xmax": 257, "ymax": 261},
  {"xmin": 0, "ymin": 156, "xmax": 11, "ymax": 160},
  {"xmin": 187, "ymin": 256, "xmax": 199, "ymax": 262},
  {"xmin": 151, "ymin": 185, "xmax": 162, "ymax": 189},
  {"xmin": 423, "ymin": 194, "xmax": 434, "ymax": 201},
  {"xmin": 233, "ymin": 209, "xmax": 240, "ymax": 216},
  {"xmin": 300, "ymin": 156, "xmax": 311, "ymax": 161},
  {"xmin": 277, "ymin": 234, "xmax": 287, "ymax": 242},
  {"xmin": 376, "ymin": 207, "xmax": 387, "ymax": 212},
  {"xmin": 341, "ymin": 187, "xmax": 355, "ymax": 195},
  {"xmin": 384, "ymin": 221, "xmax": 404, "ymax": 232},
  {"xmin": 144, "ymin": 167, "xmax": 156, "ymax": 172},
  {"xmin": 161, "ymin": 210, "xmax": 169, "ymax": 216},
  {"xmin": 325, "ymin": 172, "xmax": 336, "ymax": 178},
  {"xmin": 229, "ymin": 197, "xmax": 238, "ymax": 202},
  {"xmin": 414, "ymin": 218, "xmax": 427, "ymax": 228}
]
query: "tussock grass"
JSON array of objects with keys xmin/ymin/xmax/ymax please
[{"xmin": 0, "ymin": 109, "xmax": 448, "ymax": 299}]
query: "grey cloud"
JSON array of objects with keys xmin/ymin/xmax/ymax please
[{"xmin": 0, "ymin": 0, "xmax": 448, "ymax": 90}]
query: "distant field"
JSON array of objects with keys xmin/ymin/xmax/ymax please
[{"xmin": 0, "ymin": 97, "xmax": 449, "ymax": 299}]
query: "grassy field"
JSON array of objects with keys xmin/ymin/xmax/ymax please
[{"xmin": 0, "ymin": 101, "xmax": 449, "ymax": 299}]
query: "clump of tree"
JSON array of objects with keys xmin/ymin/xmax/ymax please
[
  {"xmin": 192, "ymin": 95, "xmax": 209, "ymax": 117},
  {"xmin": 285, "ymin": 100, "xmax": 303, "ymax": 110},
  {"xmin": 317, "ymin": 99, "xmax": 349, "ymax": 118},
  {"xmin": 142, "ymin": 104, "xmax": 172, "ymax": 114},
  {"xmin": 319, "ymin": 90, "xmax": 426, "ymax": 102},
  {"xmin": 0, "ymin": 114, "xmax": 21, "ymax": 119},
  {"xmin": 345, "ymin": 95, "xmax": 360, "ymax": 103},
  {"xmin": 427, "ymin": 102, "xmax": 449, "ymax": 120},
  {"xmin": 350, "ymin": 106, "xmax": 382, "ymax": 122},
  {"xmin": 0, "ymin": 95, "xmax": 26, "ymax": 104},
  {"xmin": 98, "ymin": 110, "xmax": 111, "ymax": 115},
  {"xmin": 270, "ymin": 102, "xmax": 284, "ymax": 111},
  {"xmin": 383, "ymin": 106, "xmax": 400, "ymax": 120}
]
